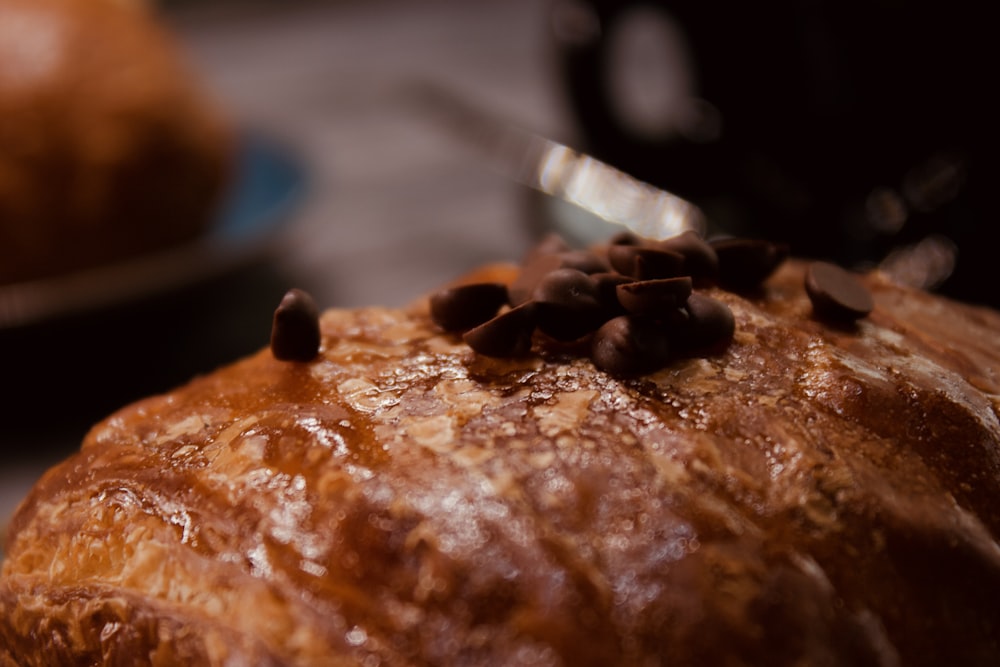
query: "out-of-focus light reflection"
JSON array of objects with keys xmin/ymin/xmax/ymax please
[
  {"xmin": 902, "ymin": 154, "xmax": 965, "ymax": 214},
  {"xmin": 549, "ymin": 0, "xmax": 601, "ymax": 47},
  {"xmin": 0, "ymin": 10, "xmax": 63, "ymax": 89},
  {"xmin": 864, "ymin": 187, "xmax": 908, "ymax": 235},
  {"xmin": 532, "ymin": 137, "xmax": 705, "ymax": 240},
  {"xmin": 603, "ymin": 3, "xmax": 695, "ymax": 142},
  {"xmin": 880, "ymin": 234, "xmax": 957, "ymax": 290}
]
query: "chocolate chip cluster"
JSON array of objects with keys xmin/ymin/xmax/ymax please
[
  {"xmin": 429, "ymin": 231, "xmax": 788, "ymax": 377},
  {"xmin": 266, "ymin": 231, "xmax": 873, "ymax": 373}
]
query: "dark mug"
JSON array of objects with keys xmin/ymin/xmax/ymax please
[{"xmin": 551, "ymin": 0, "xmax": 997, "ymax": 307}]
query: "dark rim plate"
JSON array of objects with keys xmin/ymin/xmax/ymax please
[{"xmin": 0, "ymin": 131, "xmax": 307, "ymax": 329}]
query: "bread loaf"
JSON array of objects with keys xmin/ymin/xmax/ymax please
[
  {"xmin": 2, "ymin": 236, "xmax": 999, "ymax": 665},
  {"xmin": 0, "ymin": 0, "xmax": 231, "ymax": 285}
]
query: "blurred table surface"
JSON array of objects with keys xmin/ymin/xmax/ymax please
[
  {"xmin": 1, "ymin": 0, "xmax": 574, "ymax": 537},
  {"xmin": 173, "ymin": 0, "xmax": 569, "ymax": 308}
]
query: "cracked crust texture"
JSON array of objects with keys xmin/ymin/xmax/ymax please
[{"xmin": 2, "ymin": 261, "xmax": 999, "ymax": 666}]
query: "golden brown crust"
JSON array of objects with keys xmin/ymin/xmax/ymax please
[
  {"xmin": 0, "ymin": 0, "xmax": 231, "ymax": 285},
  {"xmin": 3, "ymin": 261, "xmax": 1000, "ymax": 665}
]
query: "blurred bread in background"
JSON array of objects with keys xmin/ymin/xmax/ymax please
[{"xmin": 0, "ymin": 0, "xmax": 232, "ymax": 285}]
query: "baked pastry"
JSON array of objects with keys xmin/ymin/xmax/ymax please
[
  {"xmin": 0, "ymin": 0, "xmax": 231, "ymax": 285},
  {"xmin": 2, "ymin": 232, "xmax": 999, "ymax": 665}
]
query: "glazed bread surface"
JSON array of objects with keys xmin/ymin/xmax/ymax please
[{"xmin": 2, "ymin": 261, "xmax": 1000, "ymax": 665}]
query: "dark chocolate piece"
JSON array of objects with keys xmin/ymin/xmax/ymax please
[
  {"xmin": 616, "ymin": 277, "xmax": 693, "ymax": 317},
  {"xmin": 591, "ymin": 272, "xmax": 632, "ymax": 318},
  {"xmin": 608, "ymin": 230, "xmax": 642, "ymax": 246},
  {"xmin": 591, "ymin": 316, "xmax": 671, "ymax": 377},
  {"xmin": 656, "ymin": 230, "xmax": 719, "ymax": 283},
  {"xmin": 531, "ymin": 268, "xmax": 601, "ymax": 309},
  {"xmin": 531, "ymin": 268, "xmax": 605, "ymax": 341},
  {"xmin": 271, "ymin": 288, "xmax": 321, "ymax": 362},
  {"xmin": 607, "ymin": 245, "xmax": 685, "ymax": 280},
  {"xmin": 554, "ymin": 249, "xmax": 612, "ymax": 275},
  {"xmin": 463, "ymin": 303, "xmax": 537, "ymax": 357},
  {"xmin": 712, "ymin": 238, "xmax": 788, "ymax": 289},
  {"xmin": 634, "ymin": 248, "xmax": 687, "ymax": 280},
  {"xmin": 529, "ymin": 232, "xmax": 572, "ymax": 257},
  {"xmin": 429, "ymin": 282, "xmax": 509, "ymax": 332},
  {"xmin": 805, "ymin": 261, "xmax": 874, "ymax": 322},
  {"xmin": 509, "ymin": 252, "xmax": 563, "ymax": 306},
  {"xmin": 605, "ymin": 243, "xmax": 641, "ymax": 276},
  {"xmin": 676, "ymin": 293, "xmax": 736, "ymax": 354}
]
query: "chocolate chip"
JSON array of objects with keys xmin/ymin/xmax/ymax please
[
  {"xmin": 616, "ymin": 277, "xmax": 693, "ymax": 317},
  {"xmin": 608, "ymin": 230, "xmax": 642, "ymax": 246},
  {"xmin": 271, "ymin": 288, "xmax": 321, "ymax": 362},
  {"xmin": 429, "ymin": 282, "xmax": 509, "ymax": 332},
  {"xmin": 635, "ymin": 248, "xmax": 687, "ymax": 280},
  {"xmin": 554, "ymin": 249, "xmax": 612, "ymax": 275},
  {"xmin": 805, "ymin": 261, "xmax": 874, "ymax": 322},
  {"xmin": 529, "ymin": 232, "xmax": 572, "ymax": 257},
  {"xmin": 676, "ymin": 293, "xmax": 735, "ymax": 354},
  {"xmin": 463, "ymin": 303, "xmax": 537, "ymax": 357},
  {"xmin": 509, "ymin": 252, "xmax": 563, "ymax": 306},
  {"xmin": 656, "ymin": 230, "xmax": 719, "ymax": 283},
  {"xmin": 591, "ymin": 271, "xmax": 632, "ymax": 317},
  {"xmin": 607, "ymin": 245, "xmax": 685, "ymax": 280},
  {"xmin": 712, "ymin": 238, "xmax": 788, "ymax": 290},
  {"xmin": 606, "ymin": 244, "xmax": 640, "ymax": 276},
  {"xmin": 591, "ymin": 316, "xmax": 671, "ymax": 377},
  {"xmin": 531, "ymin": 268, "xmax": 600, "ymax": 309},
  {"xmin": 531, "ymin": 268, "xmax": 605, "ymax": 341}
]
